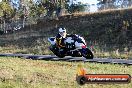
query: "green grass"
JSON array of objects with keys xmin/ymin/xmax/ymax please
[{"xmin": 0, "ymin": 57, "xmax": 131, "ymax": 88}]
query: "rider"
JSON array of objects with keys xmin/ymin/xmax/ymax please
[
  {"xmin": 55, "ymin": 27, "xmax": 81, "ymax": 48},
  {"xmin": 56, "ymin": 27, "xmax": 67, "ymax": 48}
]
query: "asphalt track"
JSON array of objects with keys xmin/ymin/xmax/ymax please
[{"xmin": 0, "ymin": 53, "xmax": 132, "ymax": 65}]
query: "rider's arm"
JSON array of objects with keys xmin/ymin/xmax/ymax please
[{"xmin": 56, "ymin": 34, "xmax": 65, "ymax": 47}]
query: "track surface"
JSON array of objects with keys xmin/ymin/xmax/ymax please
[{"xmin": 0, "ymin": 53, "xmax": 132, "ymax": 65}]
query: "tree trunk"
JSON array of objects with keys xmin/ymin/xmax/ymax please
[
  {"xmin": 3, "ymin": 20, "xmax": 6, "ymax": 33},
  {"xmin": 23, "ymin": 16, "xmax": 25, "ymax": 28}
]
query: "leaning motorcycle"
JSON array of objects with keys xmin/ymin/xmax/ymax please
[{"xmin": 48, "ymin": 34, "xmax": 93, "ymax": 59}]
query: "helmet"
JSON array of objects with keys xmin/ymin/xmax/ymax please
[
  {"xmin": 59, "ymin": 27, "xmax": 66, "ymax": 33},
  {"xmin": 58, "ymin": 27, "xmax": 66, "ymax": 38}
]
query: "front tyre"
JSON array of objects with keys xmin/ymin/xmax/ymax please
[
  {"xmin": 55, "ymin": 52, "xmax": 65, "ymax": 58},
  {"xmin": 82, "ymin": 48, "xmax": 93, "ymax": 59},
  {"xmin": 49, "ymin": 45, "xmax": 65, "ymax": 58}
]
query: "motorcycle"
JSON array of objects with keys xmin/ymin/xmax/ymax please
[{"xmin": 48, "ymin": 34, "xmax": 93, "ymax": 59}]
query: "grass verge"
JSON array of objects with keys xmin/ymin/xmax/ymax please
[{"xmin": 0, "ymin": 57, "xmax": 131, "ymax": 88}]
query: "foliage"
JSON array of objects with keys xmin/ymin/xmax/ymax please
[
  {"xmin": 97, "ymin": 0, "xmax": 132, "ymax": 10},
  {"xmin": 0, "ymin": 1, "xmax": 15, "ymax": 20},
  {"xmin": 66, "ymin": 2, "xmax": 86, "ymax": 13},
  {"xmin": 29, "ymin": 3, "xmax": 45, "ymax": 17}
]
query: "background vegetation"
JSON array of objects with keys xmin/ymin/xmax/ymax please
[
  {"xmin": 0, "ymin": 0, "xmax": 132, "ymax": 58},
  {"xmin": 0, "ymin": 7, "xmax": 132, "ymax": 58}
]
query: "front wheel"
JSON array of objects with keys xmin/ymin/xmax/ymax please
[
  {"xmin": 82, "ymin": 48, "xmax": 94, "ymax": 59},
  {"xmin": 55, "ymin": 52, "xmax": 65, "ymax": 58},
  {"xmin": 50, "ymin": 45, "xmax": 65, "ymax": 58}
]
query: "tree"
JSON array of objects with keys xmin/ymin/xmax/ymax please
[
  {"xmin": 65, "ymin": 1, "xmax": 87, "ymax": 13},
  {"xmin": 97, "ymin": 0, "xmax": 132, "ymax": 11},
  {"xmin": 0, "ymin": 1, "xmax": 16, "ymax": 33},
  {"xmin": 97, "ymin": 0, "xmax": 117, "ymax": 10}
]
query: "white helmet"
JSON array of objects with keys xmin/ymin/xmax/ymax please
[
  {"xmin": 59, "ymin": 27, "xmax": 66, "ymax": 38},
  {"xmin": 59, "ymin": 27, "xmax": 66, "ymax": 33}
]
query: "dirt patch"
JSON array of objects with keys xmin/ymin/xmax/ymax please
[{"xmin": 0, "ymin": 67, "xmax": 15, "ymax": 81}]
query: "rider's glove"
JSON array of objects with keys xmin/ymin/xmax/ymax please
[{"xmin": 56, "ymin": 38, "xmax": 65, "ymax": 48}]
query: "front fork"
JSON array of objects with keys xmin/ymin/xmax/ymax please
[
  {"xmin": 50, "ymin": 45, "xmax": 66, "ymax": 55},
  {"xmin": 80, "ymin": 48, "xmax": 87, "ymax": 57}
]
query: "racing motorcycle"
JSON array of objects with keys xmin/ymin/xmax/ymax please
[{"xmin": 48, "ymin": 34, "xmax": 93, "ymax": 59}]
